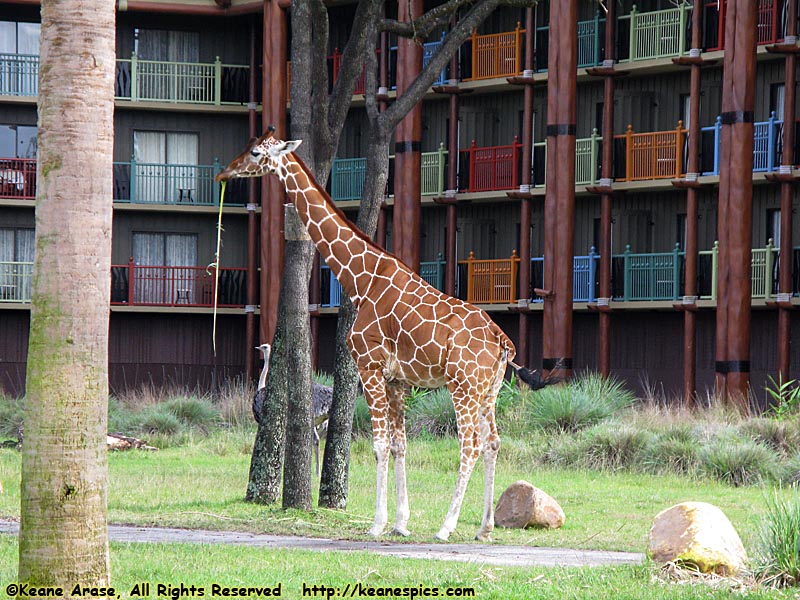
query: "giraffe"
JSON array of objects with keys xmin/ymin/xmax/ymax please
[{"xmin": 216, "ymin": 130, "xmax": 554, "ymax": 541}]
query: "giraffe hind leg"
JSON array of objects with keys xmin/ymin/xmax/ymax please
[
  {"xmin": 435, "ymin": 386, "xmax": 481, "ymax": 541},
  {"xmin": 475, "ymin": 361, "xmax": 505, "ymax": 541},
  {"xmin": 387, "ymin": 382, "xmax": 410, "ymax": 536}
]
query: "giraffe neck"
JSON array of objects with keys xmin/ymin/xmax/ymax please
[{"xmin": 276, "ymin": 158, "xmax": 382, "ymax": 305}]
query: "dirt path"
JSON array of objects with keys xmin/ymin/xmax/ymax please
[{"xmin": 0, "ymin": 520, "xmax": 642, "ymax": 568}]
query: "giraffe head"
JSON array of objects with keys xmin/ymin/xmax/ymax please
[{"xmin": 215, "ymin": 129, "xmax": 302, "ymax": 182}]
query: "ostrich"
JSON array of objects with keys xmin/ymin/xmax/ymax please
[{"xmin": 253, "ymin": 343, "xmax": 333, "ymax": 476}]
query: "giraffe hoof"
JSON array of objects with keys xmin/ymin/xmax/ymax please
[
  {"xmin": 434, "ymin": 529, "xmax": 451, "ymax": 542},
  {"xmin": 368, "ymin": 525, "xmax": 386, "ymax": 537},
  {"xmin": 390, "ymin": 526, "xmax": 411, "ymax": 537},
  {"xmin": 475, "ymin": 532, "xmax": 492, "ymax": 543}
]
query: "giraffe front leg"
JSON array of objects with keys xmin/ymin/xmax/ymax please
[
  {"xmin": 387, "ymin": 383, "xmax": 410, "ymax": 536},
  {"xmin": 361, "ymin": 369, "xmax": 390, "ymax": 537}
]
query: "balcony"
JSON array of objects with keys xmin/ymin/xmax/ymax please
[
  {"xmin": 111, "ymin": 260, "xmax": 247, "ymax": 308},
  {"xmin": 115, "ymin": 54, "xmax": 250, "ymax": 106},
  {"xmin": 0, "ymin": 158, "xmax": 36, "ymax": 200},
  {"xmin": 705, "ymin": 0, "xmax": 784, "ymax": 51},
  {"xmin": 463, "ymin": 24, "xmax": 525, "ymax": 81},
  {"xmin": 114, "ymin": 159, "xmax": 224, "ymax": 206},
  {"xmin": 458, "ymin": 138, "xmax": 523, "ymax": 192},
  {"xmin": 700, "ymin": 113, "xmax": 784, "ymax": 176},
  {"xmin": 531, "ymin": 131, "xmax": 602, "ymax": 188},
  {"xmin": 330, "ymin": 145, "xmax": 448, "ymax": 202},
  {"xmin": 615, "ymin": 123, "xmax": 686, "ymax": 182},
  {"xmin": 1, "ymin": 52, "xmax": 250, "ymax": 105},
  {"xmin": 0, "ymin": 261, "xmax": 33, "ymax": 302},
  {"xmin": 0, "ymin": 54, "xmax": 39, "ymax": 96}
]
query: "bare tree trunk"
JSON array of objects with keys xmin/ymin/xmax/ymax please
[{"xmin": 18, "ymin": 0, "xmax": 115, "ymax": 589}]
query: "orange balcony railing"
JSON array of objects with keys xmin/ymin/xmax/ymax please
[
  {"xmin": 615, "ymin": 122, "xmax": 686, "ymax": 182},
  {"xmin": 465, "ymin": 23, "xmax": 525, "ymax": 81},
  {"xmin": 460, "ymin": 251, "xmax": 520, "ymax": 304}
]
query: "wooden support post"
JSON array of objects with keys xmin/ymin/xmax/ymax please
[
  {"xmin": 393, "ymin": 0, "xmax": 423, "ymax": 272},
  {"xmin": 260, "ymin": 0, "xmax": 288, "ymax": 345},
  {"xmin": 245, "ymin": 21, "xmax": 258, "ymax": 380},
  {"xmin": 716, "ymin": 0, "xmax": 757, "ymax": 409},
  {"xmin": 775, "ymin": 0, "xmax": 797, "ymax": 383},
  {"xmin": 542, "ymin": 0, "xmax": 577, "ymax": 380}
]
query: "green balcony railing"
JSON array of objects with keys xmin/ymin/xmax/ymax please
[
  {"xmin": 0, "ymin": 53, "xmax": 39, "ymax": 97},
  {"xmin": 115, "ymin": 54, "xmax": 249, "ymax": 105},
  {"xmin": 619, "ymin": 3, "xmax": 691, "ymax": 62},
  {"xmin": 330, "ymin": 145, "xmax": 448, "ymax": 202},
  {"xmin": 531, "ymin": 131, "xmax": 602, "ymax": 188},
  {"xmin": 113, "ymin": 159, "xmax": 225, "ymax": 206},
  {"xmin": 0, "ymin": 261, "xmax": 33, "ymax": 303}
]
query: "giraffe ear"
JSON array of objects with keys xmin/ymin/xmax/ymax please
[{"xmin": 269, "ymin": 139, "xmax": 302, "ymax": 157}]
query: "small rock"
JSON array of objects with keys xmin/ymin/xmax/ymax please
[
  {"xmin": 494, "ymin": 480, "xmax": 565, "ymax": 529},
  {"xmin": 648, "ymin": 501, "xmax": 747, "ymax": 575}
]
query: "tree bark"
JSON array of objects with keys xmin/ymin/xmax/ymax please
[{"xmin": 18, "ymin": 0, "xmax": 115, "ymax": 589}]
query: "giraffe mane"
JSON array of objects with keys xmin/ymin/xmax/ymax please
[{"xmin": 289, "ymin": 151, "xmax": 414, "ymax": 272}]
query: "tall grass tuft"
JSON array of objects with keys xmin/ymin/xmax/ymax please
[
  {"xmin": 163, "ymin": 396, "xmax": 220, "ymax": 432},
  {"xmin": 527, "ymin": 372, "xmax": 635, "ymax": 432},
  {"xmin": 699, "ymin": 436, "xmax": 785, "ymax": 486},
  {"xmin": 755, "ymin": 486, "xmax": 800, "ymax": 588},
  {"xmin": 0, "ymin": 393, "xmax": 24, "ymax": 439},
  {"xmin": 407, "ymin": 388, "xmax": 457, "ymax": 437}
]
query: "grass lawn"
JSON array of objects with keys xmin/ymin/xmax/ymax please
[
  {"xmin": 0, "ymin": 430, "xmax": 797, "ymax": 598},
  {"xmin": 0, "ymin": 432, "xmax": 787, "ymax": 553},
  {"xmin": 0, "ymin": 536, "xmax": 793, "ymax": 600}
]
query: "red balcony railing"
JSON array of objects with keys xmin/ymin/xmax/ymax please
[
  {"xmin": 0, "ymin": 158, "xmax": 36, "ymax": 200},
  {"xmin": 705, "ymin": 0, "xmax": 783, "ymax": 51},
  {"xmin": 459, "ymin": 138, "xmax": 522, "ymax": 192},
  {"xmin": 111, "ymin": 259, "xmax": 247, "ymax": 308}
]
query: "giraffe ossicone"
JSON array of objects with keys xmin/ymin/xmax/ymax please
[{"xmin": 217, "ymin": 130, "xmax": 556, "ymax": 541}]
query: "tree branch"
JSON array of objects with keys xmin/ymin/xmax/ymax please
[{"xmin": 383, "ymin": 0, "xmax": 536, "ymax": 40}]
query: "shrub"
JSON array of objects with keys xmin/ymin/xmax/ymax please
[
  {"xmin": 638, "ymin": 432, "xmax": 700, "ymax": 476},
  {"xmin": 527, "ymin": 372, "xmax": 635, "ymax": 432},
  {"xmin": 407, "ymin": 388, "xmax": 456, "ymax": 437},
  {"xmin": 163, "ymin": 396, "xmax": 220, "ymax": 432},
  {"xmin": 579, "ymin": 423, "xmax": 655, "ymax": 471},
  {"xmin": 137, "ymin": 407, "xmax": 185, "ymax": 437},
  {"xmin": 754, "ymin": 486, "xmax": 800, "ymax": 587},
  {"xmin": 738, "ymin": 417, "xmax": 800, "ymax": 456},
  {"xmin": 0, "ymin": 393, "xmax": 24, "ymax": 439},
  {"xmin": 352, "ymin": 394, "xmax": 372, "ymax": 437},
  {"xmin": 699, "ymin": 437, "xmax": 784, "ymax": 486},
  {"xmin": 215, "ymin": 378, "xmax": 255, "ymax": 429}
]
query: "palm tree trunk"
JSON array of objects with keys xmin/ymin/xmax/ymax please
[{"xmin": 18, "ymin": 0, "xmax": 115, "ymax": 587}]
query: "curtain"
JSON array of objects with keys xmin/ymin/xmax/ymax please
[
  {"xmin": 134, "ymin": 131, "xmax": 198, "ymax": 203},
  {"xmin": 132, "ymin": 232, "xmax": 165, "ymax": 303},
  {"xmin": 167, "ymin": 132, "xmax": 198, "ymax": 203},
  {"xmin": 166, "ymin": 233, "xmax": 198, "ymax": 304},
  {"xmin": 17, "ymin": 22, "xmax": 40, "ymax": 55}
]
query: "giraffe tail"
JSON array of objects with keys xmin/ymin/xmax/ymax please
[{"xmin": 508, "ymin": 359, "xmax": 564, "ymax": 391}]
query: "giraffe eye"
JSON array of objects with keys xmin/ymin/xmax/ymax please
[{"xmin": 250, "ymin": 149, "xmax": 261, "ymax": 158}]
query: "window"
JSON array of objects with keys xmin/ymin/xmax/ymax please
[
  {"xmin": 134, "ymin": 29, "xmax": 199, "ymax": 62},
  {"xmin": 0, "ymin": 21, "xmax": 41, "ymax": 96},
  {"xmin": 770, "ymin": 83, "xmax": 785, "ymax": 119},
  {"xmin": 133, "ymin": 131, "xmax": 199, "ymax": 203},
  {"xmin": 132, "ymin": 232, "xmax": 198, "ymax": 304},
  {"xmin": 0, "ymin": 228, "xmax": 34, "ymax": 301},
  {"xmin": 0, "ymin": 21, "xmax": 40, "ymax": 55},
  {"xmin": 680, "ymin": 94, "xmax": 691, "ymax": 130},
  {"xmin": 676, "ymin": 213, "xmax": 687, "ymax": 250},
  {"xmin": 767, "ymin": 208, "xmax": 781, "ymax": 248},
  {"xmin": 0, "ymin": 124, "xmax": 37, "ymax": 158}
]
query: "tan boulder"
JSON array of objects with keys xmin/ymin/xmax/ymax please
[
  {"xmin": 494, "ymin": 480, "xmax": 565, "ymax": 529},
  {"xmin": 647, "ymin": 501, "xmax": 747, "ymax": 575}
]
